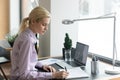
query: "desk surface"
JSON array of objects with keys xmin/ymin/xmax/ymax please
[
  {"xmin": 39, "ymin": 57, "xmax": 120, "ymax": 80},
  {"xmin": 110, "ymin": 77, "xmax": 120, "ymax": 80},
  {"xmin": 80, "ymin": 58, "xmax": 120, "ymax": 80}
]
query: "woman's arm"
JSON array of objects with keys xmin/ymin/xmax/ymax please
[{"xmin": 17, "ymin": 38, "xmax": 53, "ymax": 79}]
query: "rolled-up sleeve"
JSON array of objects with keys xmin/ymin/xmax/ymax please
[{"xmin": 35, "ymin": 61, "xmax": 43, "ymax": 68}]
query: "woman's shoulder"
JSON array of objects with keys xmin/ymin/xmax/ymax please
[
  {"xmin": 17, "ymin": 28, "xmax": 36, "ymax": 44},
  {"xmin": 20, "ymin": 32, "xmax": 30, "ymax": 39}
]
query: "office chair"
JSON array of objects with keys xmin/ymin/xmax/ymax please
[{"xmin": 0, "ymin": 46, "xmax": 10, "ymax": 80}]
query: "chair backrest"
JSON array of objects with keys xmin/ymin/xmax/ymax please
[
  {"xmin": 0, "ymin": 40, "xmax": 11, "ymax": 48},
  {"xmin": 0, "ymin": 46, "xmax": 10, "ymax": 60}
]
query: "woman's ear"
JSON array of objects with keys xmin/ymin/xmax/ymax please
[{"xmin": 31, "ymin": 19, "xmax": 36, "ymax": 24}]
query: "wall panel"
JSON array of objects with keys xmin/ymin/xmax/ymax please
[{"xmin": 0, "ymin": 0, "xmax": 9, "ymax": 39}]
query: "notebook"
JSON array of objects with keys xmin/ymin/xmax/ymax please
[
  {"xmin": 56, "ymin": 42, "xmax": 89, "ymax": 68},
  {"xmin": 59, "ymin": 67, "xmax": 89, "ymax": 79}
]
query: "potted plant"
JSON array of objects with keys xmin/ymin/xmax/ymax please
[
  {"xmin": 63, "ymin": 33, "xmax": 72, "ymax": 61},
  {"xmin": 6, "ymin": 34, "xmax": 18, "ymax": 47},
  {"xmin": 64, "ymin": 33, "xmax": 72, "ymax": 50}
]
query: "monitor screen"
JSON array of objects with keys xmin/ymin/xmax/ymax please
[
  {"xmin": 74, "ymin": 42, "xmax": 89, "ymax": 65},
  {"xmin": 78, "ymin": 17, "xmax": 115, "ymax": 60}
]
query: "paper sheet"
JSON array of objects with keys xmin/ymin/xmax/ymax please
[
  {"xmin": 38, "ymin": 58, "xmax": 63, "ymax": 65},
  {"xmin": 59, "ymin": 67, "xmax": 89, "ymax": 79}
]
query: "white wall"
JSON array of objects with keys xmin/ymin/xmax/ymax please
[
  {"xmin": 89, "ymin": 0, "xmax": 104, "ymax": 17},
  {"xmin": 39, "ymin": 0, "xmax": 80, "ymax": 57},
  {"xmin": 10, "ymin": 0, "xmax": 20, "ymax": 34},
  {"xmin": 38, "ymin": 0, "xmax": 51, "ymax": 57},
  {"xmin": 21, "ymin": 0, "xmax": 33, "ymax": 18},
  {"xmin": 10, "ymin": 0, "xmax": 34, "ymax": 34}
]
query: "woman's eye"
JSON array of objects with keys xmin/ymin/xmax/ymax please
[{"xmin": 42, "ymin": 23, "xmax": 48, "ymax": 26}]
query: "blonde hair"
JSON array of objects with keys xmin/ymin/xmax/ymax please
[{"xmin": 18, "ymin": 6, "xmax": 50, "ymax": 34}]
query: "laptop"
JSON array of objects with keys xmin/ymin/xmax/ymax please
[
  {"xmin": 56, "ymin": 42, "xmax": 89, "ymax": 68},
  {"xmin": 69, "ymin": 42, "xmax": 89, "ymax": 67}
]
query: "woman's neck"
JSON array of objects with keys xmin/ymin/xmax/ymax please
[{"xmin": 29, "ymin": 25, "xmax": 36, "ymax": 34}]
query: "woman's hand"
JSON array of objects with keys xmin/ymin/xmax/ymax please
[
  {"xmin": 42, "ymin": 65, "xmax": 56, "ymax": 72},
  {"xmin": 52, "ymin": 71, "xmax": 69, "ymax": 79}
]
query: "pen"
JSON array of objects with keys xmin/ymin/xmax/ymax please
[{"xmin": 65, "ymin": 66, "xmax": 67, "ymax": 71}]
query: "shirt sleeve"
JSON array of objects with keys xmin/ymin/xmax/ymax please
[
  {"xmin": 18, "ymin": 38, "xmax": 53, "ymax": 80},
  {"xmin": 35, "ymin": 61, "xmax": 43, "ymax": 68}
]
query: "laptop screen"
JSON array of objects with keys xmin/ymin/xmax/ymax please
[{"xmin": 74, "ymin": 42, "xmax": 89, "ymax": 66}]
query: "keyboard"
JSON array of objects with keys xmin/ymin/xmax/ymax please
[{"xmin": 55, "ymin": 61, "xmax": 73, "ymax": 69}]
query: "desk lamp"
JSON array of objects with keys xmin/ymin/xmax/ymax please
[{"xmin": 62, "ymin": 14, "xmax": 120, "ymax": 75}]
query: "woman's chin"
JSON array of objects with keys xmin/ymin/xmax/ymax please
[
  {"xmin": 38, "ymin": 32, "xmax": 45, "ymax": 35},
  {"xmin": 41, "ymin": 33, "xmax": 45, "ymax": 35}
]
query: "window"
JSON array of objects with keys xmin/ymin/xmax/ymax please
[
  {"xmin": 78, "ymin": 17, "xmax": 115, "ymax": 62},
  {"xmin": 78, "ymin": 0, "xmax": 120, "ymax": 65}
]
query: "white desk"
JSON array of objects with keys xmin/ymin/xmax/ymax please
[{"xmin": 39, "ymin": 56, "xmax": 120, "ymax": 80}]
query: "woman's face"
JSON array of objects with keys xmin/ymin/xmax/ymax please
[{"xmin": 34, "ymin": 18, "xmax": 50, "ymax": 35}]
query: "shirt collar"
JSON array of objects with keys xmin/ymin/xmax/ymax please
[{"xmin": 26, "ymin": 28, "xmax": 38, "ymax": 44}]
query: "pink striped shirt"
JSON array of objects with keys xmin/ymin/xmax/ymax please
[{"xmin": 10, "ymin": 28, "xmax": 52, "ymax": 80}]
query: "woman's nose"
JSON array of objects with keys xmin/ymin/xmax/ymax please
[{"xmin": 45, "ymin": 26, "xmax": 48, "ymax": 30}]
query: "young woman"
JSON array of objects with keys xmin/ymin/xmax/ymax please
[{"xmin": 10, "ymin": 6, "xmax": 68, "ymax": 80}]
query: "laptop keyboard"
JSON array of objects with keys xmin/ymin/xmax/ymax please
[{"xmin": 55, "ymin": 61, "xmax": 73, "ymax": 69}]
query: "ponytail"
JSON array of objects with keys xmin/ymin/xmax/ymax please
[{"xmin": 18, "ymin": 17, "xmax": 29, "ymax": 34}]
